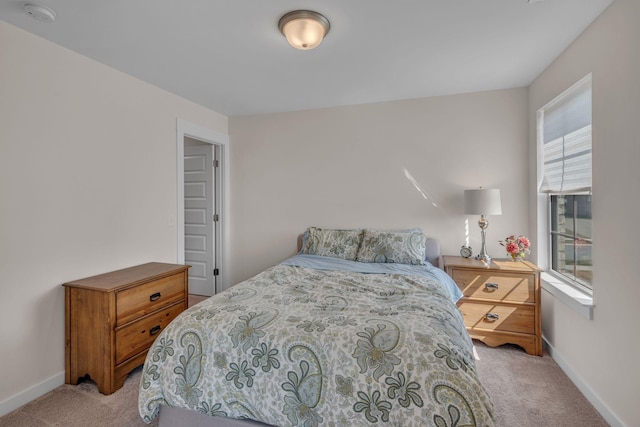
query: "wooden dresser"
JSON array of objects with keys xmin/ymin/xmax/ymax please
[
  {"xmin": 63, "ymin": 262, "xmax": 190, "ymax": 394},
  {"xmin": 443, "ymin": 256, "xmax": 542, "ymax": 356}
]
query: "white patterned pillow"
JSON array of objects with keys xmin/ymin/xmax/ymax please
[
  {"xmin": 356, "ymin": 229, "xmax": 426, "ymax": 265},
  {"xmin": 302, "ymin": 227, "xmax": 364, "ymax": 261}
]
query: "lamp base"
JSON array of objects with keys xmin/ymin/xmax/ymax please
[
  {"xmin": 475, "ymin": 254, "xmax": 491, "ymax": 263},
  {"xmin": 476, "ymin": 215, "xmax": 491, "ymax": 263}
]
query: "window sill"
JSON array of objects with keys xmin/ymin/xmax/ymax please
[{"xmin": 541, "ymin": 272, "xmax": 594, "ymax": 320}]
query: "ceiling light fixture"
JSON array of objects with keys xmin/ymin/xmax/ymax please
[
  {"xmin": 278, "ymin": 10, "xmax": 330, "ymax": 50},
  {"xmin": 24, "ymin": 3, "xmax": 56, "ymax": 23}
]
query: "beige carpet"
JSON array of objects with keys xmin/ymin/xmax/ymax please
[
  {"xmin": 0, "ymin": 341, "xmax": 608, "ymax": 426},
  {"xmin": 474, "ymin": 343, "xmax": 608, "ymax": 426},
  {"xmin": 0, "ymin": 365, "xmax": 155, "ymax": 427}
]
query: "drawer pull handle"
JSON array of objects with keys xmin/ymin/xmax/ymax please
[
  {"xmin": 150, "ymin": 325, "xmax": 162, "ymax": 336},
  {"xmin": 485, "ymin": 313, "xmax": 500, "ymax": 321},
  {"xmin": 149, "ymin": 292, "xmax": 161, "ymax": 302},
  {"xmin": 485, "ymin": 283, "xmax": 499, "ymax": 291}
]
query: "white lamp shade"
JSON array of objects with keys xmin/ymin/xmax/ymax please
[
  {"xmin": 464, "ymin": 189, "xmax": 502, "ymax": 215},
  {"xmin": 279, "ymin": 11, "xmax": 330, "ymax": 50}
]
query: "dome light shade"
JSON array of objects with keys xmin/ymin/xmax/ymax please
[{"xmin": 278, "ymin": 10, "xmax": 330, "ymax": 50}]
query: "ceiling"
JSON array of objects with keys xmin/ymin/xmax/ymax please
[{"xmin": 0, "ymin": 0, "xmax": 613, "ymax": 117}]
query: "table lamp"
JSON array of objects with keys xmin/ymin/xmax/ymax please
[{"xmin": 464, "ymin": 188, "xmax": 502, "ymax": 262}]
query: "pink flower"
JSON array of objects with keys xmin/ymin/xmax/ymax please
[
  {"xmin": 517, "ymin": 236, "xmax": 530, "ymax": 249},
  {"xmin": 506, "ymin": 242, "xmax": 519, "ymax": 255},
  {"xmin": 500, "ymin": 235, "xmax": 531, "ymax": 259}
]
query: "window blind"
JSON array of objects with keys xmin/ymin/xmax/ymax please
[{"xmin": 540, "ymin": 77, "xmax": 592, "ymax": 193}]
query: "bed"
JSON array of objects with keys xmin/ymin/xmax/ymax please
[{"xmin": 138, "ymin": 228, "xmax": 494, "ymax": 426}]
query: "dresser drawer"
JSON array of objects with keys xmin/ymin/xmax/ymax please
[
  {"xmin": 457, "ymin": 300, "xmax": 534, "ymax": 334},
  {"xmin": 116, "ymin": 273, "xmax": 185, "ymax": 326},
  {"xmin": 451, "ymin": 270, "xmax": 535, "ymax": 303},
  {"xmin": 115, "ymin": 301, "xmax": 184, "ymax": 365}
]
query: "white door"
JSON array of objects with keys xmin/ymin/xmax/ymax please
[{"xmin": 184, "ymin": 144, "xmax": 216, "ymax": 296}]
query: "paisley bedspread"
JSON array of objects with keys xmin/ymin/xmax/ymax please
[{"xmin": 138, "ymin": 257, "xmax": 494, "ymax": 426}]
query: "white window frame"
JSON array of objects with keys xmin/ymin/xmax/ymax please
[{"xmin": 536, "ymin": 74, "xmax": 594, "ymax": 319}]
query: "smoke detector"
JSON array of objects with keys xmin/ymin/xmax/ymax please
[{"xmin": 24, "ymin": 3, "xmax": 56, "ymax": 23}]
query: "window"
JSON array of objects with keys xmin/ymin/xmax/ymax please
[
  {"xmin": 550, "ymin": 195, "xmax": 592, "ymax": 289},
  {"xmin": 539, "ymin": 75, "xmax": 592, "ymax": 290}
]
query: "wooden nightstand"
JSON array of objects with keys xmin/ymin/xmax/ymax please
[
  {"xmin": 443, "ymin": 256, "xmax": 542, "ymax": 356},
  {"xmin": 63, "ymin": 262, "xmax": 190, "ymax": 394}
]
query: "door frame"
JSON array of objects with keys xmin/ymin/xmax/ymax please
[{"xmin": 176, "ymin": 118, "xmax": 230, "ymax": 292}]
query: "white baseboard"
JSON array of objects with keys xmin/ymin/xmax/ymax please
[
  {"xmin": 543, "ymin": 337, "xmax": 625, "ymax": 427},
  {"xmin": 0, "ymin": 371, "xmax": 65, "ymax": 417}
]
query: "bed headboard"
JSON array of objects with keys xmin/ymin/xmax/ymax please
[{"xmin": 425, "ymin": 237, "xmax": 441, "ymax": 267}]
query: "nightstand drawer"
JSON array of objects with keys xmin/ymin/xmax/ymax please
[
  {"xmin": 457, "ymin": 300, "xmax": 534, "ymax": 334},
  {"xmin": 451, "ymin": 270, "xmax": 535, "ymax": 303},
  {"xmin": 115, "ymin": 301, "xmax": 184, "ymax": 365},
  {"xmin": 116, "ymin": 272, "xmax": 185, "ymax": 326}
]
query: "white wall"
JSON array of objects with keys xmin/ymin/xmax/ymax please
[
  {"xmin": 229, "ymin": 88, "xmax": 529, "ymax": 284},
  {"xmin": 529, "ymin": 0, "xmax": 639, "ymax": 425},
  {"xmin": 0, "ymin": 21, "xmax": 227, "ymax": 412}
]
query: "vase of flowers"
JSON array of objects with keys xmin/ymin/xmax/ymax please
[{"xmin": 499, "ymin": 235, "xmax": 531, "ymax": 261}]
